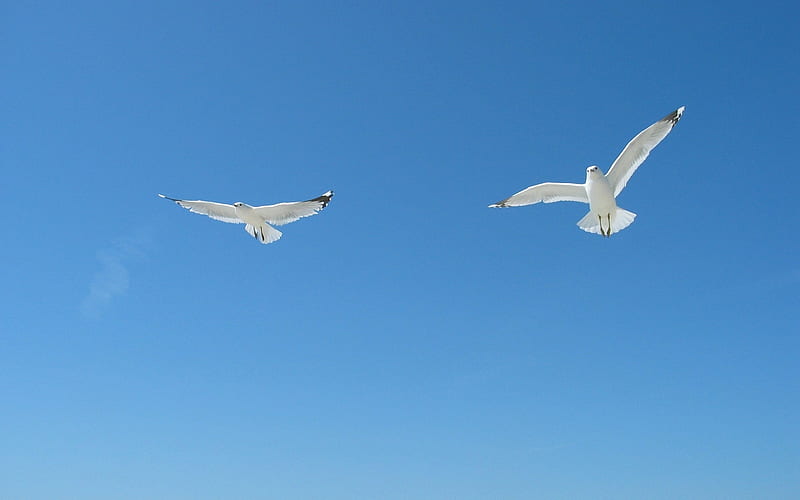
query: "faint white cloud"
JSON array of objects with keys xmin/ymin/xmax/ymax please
[{"xmin": 81, "ymin": 228, "xmax": 152, "ymax": 319}]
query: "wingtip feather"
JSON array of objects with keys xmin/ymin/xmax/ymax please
[
  {"xmin": 310, "ymin": 190, "xmax": 334, "ymax": 209},
  {"xmin": 663, "ymin": 106, "xmax": 685, "ymax": 126}
]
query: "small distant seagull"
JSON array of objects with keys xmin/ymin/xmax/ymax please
[
  {"xmin": 158, "ymin": 190, "xmax": 334, "ymax": 244},
  {"xmin": 490, "ymin": 106, "xmax": 684, "ymax": 236}
]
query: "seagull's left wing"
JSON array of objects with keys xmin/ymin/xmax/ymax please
[
  {"xmin": 253, "ymin": 190, "xmax": 334, "ymax": 226},
  {"xmin": 489, "ymin": 182, "xmax": 588, "ymax": 207},
  {"xmin": 158, "ymin": 194, "xmax": 241, "ymax": 223},
  {"xmin": 605, "ymin": 106, "xmax": 684, "ymax": 197}
]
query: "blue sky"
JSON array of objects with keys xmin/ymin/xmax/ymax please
[{"xmin": 2, "ymin": 1, "xmax": 798, "ymax": 498}]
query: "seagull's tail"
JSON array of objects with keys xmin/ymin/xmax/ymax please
[
  {"xmin": 577, "ymin": 207, "xmax": 636, "ymax": 236},
  {"xmin": 245, "ymin": 223, "xmax": 282, "ymax": 244}
]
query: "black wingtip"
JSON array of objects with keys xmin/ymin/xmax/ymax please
[
  {"xmin": 663, "ymin": 106, "xmax": 685, "ymax": 126},
  {"xmin": 158, "ymin": 193, "xmax": 181, "ymax": 202},
  {"xmin": 309, "ymin": 190, "xmax": 334, "ymax": 209}
]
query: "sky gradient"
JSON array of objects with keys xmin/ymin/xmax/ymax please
[{"xmin": 2, "ymin": 1, "xmax": 798, "ymax": 498}]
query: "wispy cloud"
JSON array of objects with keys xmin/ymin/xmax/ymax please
[{"xmin": 81, "ymin": 229, "xmax": 152, "ymax": 319}]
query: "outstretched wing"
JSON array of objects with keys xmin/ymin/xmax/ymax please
[
  {"xmin": 489, "ymin": 182, "xmax": 588, "ymax": 207},
  {"xmin": 253, "ymin": 190, "xmax": 334, "ymax": 226},
  {"xmin": 158, "ymin": 194, "xmax": 241, "ymax": 223},
  {"xmin": 605, "ymin": 106, "xmax": 684, "ymax": 197}
]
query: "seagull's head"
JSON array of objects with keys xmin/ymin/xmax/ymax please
[
  {"xmin": 586, "ymin": 165, "xmax": 602, "ymax": 178},
  {"xmin": 233, "ymin": 202, "xmax": 244, "ymax": 208}
]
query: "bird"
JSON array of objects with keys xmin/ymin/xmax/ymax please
[
  {"xmin": 158, "ymin": 190, "xmax": 334, "ymax": 244},
  {"xmin": 489, "ymin": 106, "xmax": 684, "ymax": 237}
]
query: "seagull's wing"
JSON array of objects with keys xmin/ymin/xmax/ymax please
[
  {"xmin": 605, "ymin": 106, "xmax": 684, "ymax": 197},
  {"xmin": 489, "ymin": 182, "xmax": 588, "ymax": 207},
  {"xmin": 158, "ymin": 194, "xmax": 241, "ymax": 223},
  {"xmin": 253, "ymin": 190, "xmax": 334, "ymax": 226}
]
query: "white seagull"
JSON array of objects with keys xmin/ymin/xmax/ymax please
[
  {"xmin": 158, "ymin": 190, "xmax": 334, "ymax": 244},
  {"xmin": 490, "ymin": 106, "xmax": 684, "ymax": 236}
]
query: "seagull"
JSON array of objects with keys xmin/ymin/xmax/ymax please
[
  {"xmin": 489, "ymin": 106, "xmax": 684, "ymax": 236},
  {"xmin": 158, "ymin": 190, "xmax": 334, "ymax": 244}
]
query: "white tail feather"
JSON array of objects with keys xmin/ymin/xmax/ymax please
[
  {"xmin": 577, "ymin": 207, "xmax": 637, "ymax": 235},
  {"xmin": 245, "ymin": 223, "xmax": 282, "ymax": 244}
]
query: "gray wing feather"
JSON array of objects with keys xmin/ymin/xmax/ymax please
[
  {"xmin": 253, "ymin": 190, "xmax": 334, "ymax": 226},
  {"xmin": 489, "ymin": 182, "xmax": 588, "ymax": 207},
  {"xmin": 605, "ymin": 106, "xmax": 684, "ymax": 197},
  {"xmin": 158, "ymin": 194, "xmax": 241, "ymax": 223}
]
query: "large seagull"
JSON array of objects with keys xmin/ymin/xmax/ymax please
[
  {"xmin": 158, "ymin": 190, "xmax": 334, "ymax": 244},
  {"xmin": 490, "ymin": 106, "xmax": 684, "ymax": 236}
]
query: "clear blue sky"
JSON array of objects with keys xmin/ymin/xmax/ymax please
[{"xmin": 2, "ymin": 1, "xmax": 798, "ymax": 498}]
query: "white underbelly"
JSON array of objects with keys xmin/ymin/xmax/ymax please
[
  {"xmin": 587, "ymin": 181, "xmax": 616, "ymax": 214},
  {"xmin": 235, "ymin": 207, "xmax": 265, "ymax": 226}
]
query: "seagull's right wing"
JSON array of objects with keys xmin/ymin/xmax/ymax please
[
  {"xmin": 253, "ymin": 190, "xmax": 334, "ymax": 226},
  {"xmin": 489, "ymin": 182, "xmax": 588, "ymax": 207},
  {"xmin": 158, "ymin": 194, "xmax": 241, "ymax": 223},
  {"xmin": 605, "ymin": 106, "xmax": 684, "ymax": 197}
]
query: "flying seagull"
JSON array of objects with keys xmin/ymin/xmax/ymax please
[
  {"xmin": 158, "ymin": 190, "xmax": 334, "ymax": 244},
  {"xmin": 489, "ymin": 106, "xmax": 684, "ymax": 236}
]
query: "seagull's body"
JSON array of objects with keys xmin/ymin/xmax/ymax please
[
  {"xmin": 158, "ymin": 190, "xmax": 333, "ymax": 244},
  {"xmin": 584, "ymin": 167, "xmax": 620, "ymax": 233},
  {"xmin": 490, "ymin": 106, "xmax": 684, "ymax": 236}
]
